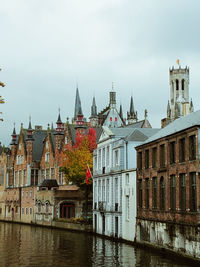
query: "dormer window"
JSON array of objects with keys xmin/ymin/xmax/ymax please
[
  {"xmin": 115, "ymin": 117, "xmax": 117, "ymax": 122},
  {"xmin": 110, "ymin": 117, "xmax": 112, "ymax": 121},
  {"xmin": 45, "ymin": 153, "xmax": 50, "ymax": 162},
  {"xmin": 46, "ymin": 142, "xmax": 49, "ymax": 149}
]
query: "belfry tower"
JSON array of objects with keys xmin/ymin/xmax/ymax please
[{"xmin": 161, "ymin": 65, "xmax": 194, "ymax": 128}]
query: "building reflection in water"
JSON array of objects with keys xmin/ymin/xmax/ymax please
[{"xmin": 0, "ymin": 223, "xmax": 194, "ymax": 267}]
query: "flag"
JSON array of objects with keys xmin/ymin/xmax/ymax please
[
  {"xmin": 177, "ymin": 59, "xmax": 180, "ymax": 65},
  {"xmin": 86, "ymin": 165, "xmax": 92, "ymax": 184}
]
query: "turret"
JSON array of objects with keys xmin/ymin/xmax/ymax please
[
  {"xmin": 127, "ymin": 96, "xmax": 138, "ymax": 124},
  {"xmin": 10, "ymin": 123, "xmax": 17, "ymax": 145},
  {"xmin": 90, "ymin": 96, "xmax": 98, "ymax": 127},
  {"xmin": 26, "ymin": 117, "xmax": 34, "ymax": 141},
  {"xmin": 55, "ymin": 110, "xmax": 64, "ymax": 133}
]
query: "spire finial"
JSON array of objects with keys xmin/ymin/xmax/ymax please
[{"xmin": 144, "ymin": 109, "xmax": 148, "ymax": 119}]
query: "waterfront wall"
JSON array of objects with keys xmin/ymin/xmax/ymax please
[
  {"xmin": 136, "ymin": 219, "xmax": 200, "ymax": 259},
  {"xmin": 0, "ymin": 216, "xmax": 92, "ymax": 232}
]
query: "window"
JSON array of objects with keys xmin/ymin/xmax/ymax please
[
  {"xmin": 152, "ymin": 177, "xmax": 157, "ymax": 209},
  {"xmin": 160, "ymin": 177, "xmax": 165, "ymax": 210},
  {"xmin": 189, "ymin": 135, "xmax": 196, "ymax": 160},
  {"xmin": 115, "ymin": 178, "xmax": 118, "ymax": 207},
  {"xmin": 170, "ymin": 175, "xmax": 176, "ymax": 211},
  {"xmin": 98, "ymin": 149, "xmax": 101, "ymax": 170},
  {"xmin": 190, "ymin": 172, "xmax": 197, "ymax": 211},
  {"xmin": 102, "ymin": 180, "xmax": 105, "ymax": 202},
  {"xmin": 126, "ymin": 173, "xmax": 129, "ymax": 186},
  {"xmin": 169, "ymin": 141, "xmax": 176, "ymax": 164},
  {"xmin": 0, "ymin": 208, "xmax": 2, "ymax": 214},
  {"xmin": 106, "ymin": 179, "xmax": 109, "ymax": 203},
  {"xmin": 23, "ymin": 170, "xmax": 26, "ymax": 185},
  {"xmin": 20, "ymin": 155, "xmax": 24, "ymax": 164},
  {"xmin": 138, "ymin": 180, "xmax": 143, "ymax": 208},
  {"xmin": 51, "ymin": 168, "xmax": 55, "ymax": 179},
  {"xmin": 182, "ymin": 79, "xmax": 185, "ymax": 90},
  {"xmin": 45, "ymin": 202, "xmax": 49, "ymax": 213},
  {"xmin": 19, "ymin": 144, "xmax": 22, "ymax": 150},
  {"xmin": 31, "ymin": 169, "xmax": 39, "ymax": 185},
  {"xmin": 126, "ymin": 196, "xmax": 129, "ymax": 220},
  {"xmin": 145, "ymin": 179, "xmax": 150, "ymax": 209},
  {"xmin": 30, "ymin": 208, "xmax": 32, "ymax": 215},
  {"xmin": 145, "ymin": 150, "xmax": 149, "ymax": 169},
  {"xmin": 30, "ymin": 191, "xmax": 32, "ymax": 198},
  {"xmin": 46, "ymin": 169, "xmax": 50, "ymax": 179},
  {"xmin": 22, "ymin": 208, "xmax": 24, "ymax": 214},
  {"xmin": 65, "ymin": 137, "xmax": 68, "ymax": 144},
  {"xmin": 46, "ymin": 141, "xmax": 49, "ymax": 149},
  {"xmin": 38, "ymin": 203, "xmax": 41, "ymax": 213},
  {"xmin": 179, "ymin": 138, "xmax": 185, "ymax": 163},
  {"xmin": 94, "ymin": 156, "xmax": 97, "ymax": 171},
  {"xmin": 114, "ymin": 150, "xmax": 119, "ymax": 166},
  {"xmin": 106, "ymin": 146, "xmax": 110, "ymax": 166},
  {"xmin": 59, "ymin": 172, "xmax": 63, "ymax": 185},
  {"xmin": 26, "ymin": 192, "xmax": 28, "ymax": 198},
  {"xmin": 25, "ymin": 208, "xmax": 28, "ymax": 215},
  {"xmin": 102, "ymin": 148, "xmax": 105, "ymax": 171},
  {"xmin": 98, "ymin": 180, "xmax": 101, "ymax": 201},
  {"xmin": 41, "ymin": 169, "xmax": 45, "ymax": 181},
  {"xmin": 160, "ymin": 144, "xmax": 165, "ymax": 168},
  {"xmin": 179, "ymin": 174, "xmax": 186, "ymax": 211},
  {"xmin": 45, "ymin": 152, "xmax": 50, "ymax": 162},
  {"xmin": 19, "ymin": 170, "xmax": 22, "ymax": 186},
  {"xmin": 176, "ymin": 79, "xmax": 179, "ymax": 90},
  {"xmin": 0, "ymin": 165, "xmax": 4, "ymax": 185},
  {"xmin": 138, "ymin": 152, "xmax": 142, "ymax": 170},
  {"xmin": 152, "ymin": 147, "xmax": 157, "ymax": 168}
]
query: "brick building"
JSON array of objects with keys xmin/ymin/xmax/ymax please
[{"xmin": 136, "ymin": 109, "xmax": 200, "ymax": 258}]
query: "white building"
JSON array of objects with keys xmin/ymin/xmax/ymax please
[{"xmin": 93, "ymin": 126, "xmax": 159, "ymax": 241}]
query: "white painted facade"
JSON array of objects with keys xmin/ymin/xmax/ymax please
[{"xmin": 93, "ymin": 126, "xmax": 144, "ymax": 241}]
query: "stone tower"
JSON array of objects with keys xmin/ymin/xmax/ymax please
[{"xmin": 161, "ymin": 65, "xmax": 194, "ymax": 128}]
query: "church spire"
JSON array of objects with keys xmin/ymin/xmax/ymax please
[
  {"xmin": 74, "ymin": 86, "xmax": 83, "ymax": 121},
  {"xmin": 91, "ymin": 96, "xmax": 97, "ymax": 117},
  {"xmin": 130, "ymin": 96, "xmax": 134, "ymax": 116},
  {"xmin": 127, "ymin": 96, "xmax": 138, "ymax": 124}
]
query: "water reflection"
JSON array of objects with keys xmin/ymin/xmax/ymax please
[{"xmin": 0, "ymin": 222, "xmax": 193, "ymax": 267}]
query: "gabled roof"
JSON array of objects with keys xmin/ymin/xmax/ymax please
[
  {"xmin": 139, "ymin": 110, "xmax": 200, "ymax": 146},
  {"xmin": 99, "ymin": 127, "xmax": 159, "ymax": 143}
]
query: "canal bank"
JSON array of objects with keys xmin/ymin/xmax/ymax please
[
  {"xmin": 0, "ymin": 221, "xmax": 197, "ymax": 267},
  {"xmin": 1, "ymin": 218, "xmax": 200, "ymax": 265}
]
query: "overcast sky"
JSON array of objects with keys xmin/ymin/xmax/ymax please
[{"xmin": 0, "ymin": 0, "xmax": 200, "ymax": 145}]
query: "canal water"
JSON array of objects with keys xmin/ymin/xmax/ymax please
[{"xmin": 0, "ymin": 222, "xmax": 196, "ymax": 267}]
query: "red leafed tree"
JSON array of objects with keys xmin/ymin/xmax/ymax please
[{"xmin": 60, "ymin": 128, "xmax": 97, "ymax": 218}]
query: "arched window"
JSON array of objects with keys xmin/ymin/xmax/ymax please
[
  {"xmin": 160, "ymin": 177, "xmax": 165, "ymax": 210},
  {"xmin": 182, "ymin": 79, "xmax": 185, "ymax": 90},
  {"xmin": 38, "ymin": 202, "xmax": 41, "ymax": 213},
  {"xmin": 176, "ymin": 79, "xmax": 179, "ymax": 91},
  {"xmin": 45, "ymin": 202, "xmax": 50, "ymax": 213}
]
